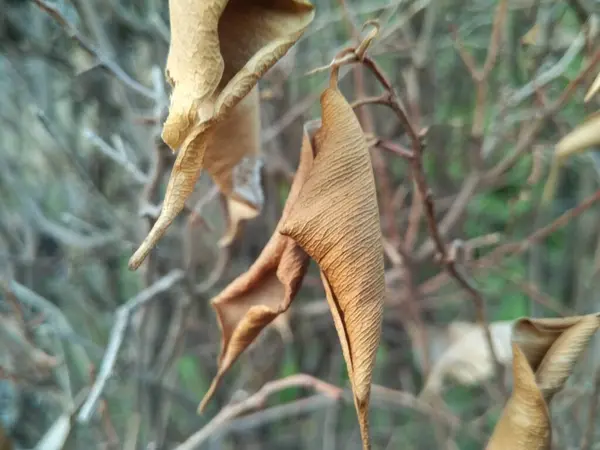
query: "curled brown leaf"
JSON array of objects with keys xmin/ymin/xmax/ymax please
[
  {"xmin": 197, "ymin": 123, "xmax": 317, "ymax": 412},
  {"xmin": 128, "ymin": 0, "xmax": 315, "ymax": 270},
  {"xmin": 487, "ymin": 344, "xmax": 550, "ymax": 450},
  {"xmin": 280, "ymin": 86, "xmax": 385, "ymax": 449},
  {"xmin": 487, "ymin": 314, "xmax": 600, "ymax": 449}
]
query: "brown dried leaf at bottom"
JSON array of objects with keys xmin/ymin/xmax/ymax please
[
  {"xmin": 280, "ymin": 87, "xmax": 385, "ymax": 450},
  {"xmin": 487, "ymin": 314, "xmax": 600, "ymax": 449},
  {"xmin": 128, "ymin": 0, "xmax": 314, "ymax": 270},
  {"xmin": 487, "ymin": 344, "xmax": 550, "ymax": 450},
  {"xmin": 512, "ymin": 314, "xmax": 600, "ymax": 402},
  {"xmin": 197, "ymin": 126, "xmax": 317, "ymax": 412}
]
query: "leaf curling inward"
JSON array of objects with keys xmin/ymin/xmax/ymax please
[
  {"xmin": 207, "ymin": 87, "xmax": 264, "ymax": 247},
  {"xmin": 511, "ymin": 314, "xmax": 600, "ymax": 402},
  {"xmin": 487, "ymin": 314, "xmax": 600, "ymax": 449},
  {"xmin": 197, "ymin": 122, "xmax": 319, "ymax": 413},
  {"xmin": 486, "ymin": 344, "xmax": 550, "ymax": 450},
  {"xmin": 128, "ymin": 0, "xmax": 315, "ymax": 270},
  {"xmin": 280, "ymin": 87, "xmax": 385, "ymax": 450}
]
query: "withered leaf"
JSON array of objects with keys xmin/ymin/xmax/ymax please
[
  {"xmin": 487, "ymin": 314, "xmax": 600, "ymax": 449},
  {"xmin": 280, "ymin": 87, "xmax": 385, "ymax": 449},
  {"xmin": 197, "ymin": 123, "xmax": 317, "ymax": 412},
  {"xmin": 128, "ymin": 0, "xmax": 315, "ymax": 269},
  {"xmin": 486, "ymin": 344, "xmax": 550, "ymax": 450},
  {"xmin": 206, "ymin": 86, "xmax": 264, "ymax": 247}
]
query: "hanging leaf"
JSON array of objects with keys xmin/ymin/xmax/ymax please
[
  {"xmin": 128, "ymin": 0, "xmax": 315, "ymax": 270},
  {"xmin": 541, "ymin": 112, "xmax": 600, "ymax": 204},
  {"xmin": 487, "ymin": 314, "xmax": 600, "ymax": 449},
  {"xmin": 280, "ymin": 86, "xmax": 385, "ymax": 450},
  {"xmin": 205, "ymin": 86, "xmax": 264, "ymax": 247},
  {"xmin": 197, "ymin": 122, "xmax": 318, "ymax": 412},
  {"xmin": 486, "ymin": 344, "xmax": 550, "ymax": 450},
  {"xmin": 419, "ymin": 321, "xmax": 514, "ymax": 396}
]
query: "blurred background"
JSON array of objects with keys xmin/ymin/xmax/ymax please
[{"xmin": 1, "ymin": 0, "xmax": 600, "ymax": 448}]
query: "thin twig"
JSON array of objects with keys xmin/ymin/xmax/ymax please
[
  {"xmin": 77, "ymin": 270, "xmax": 185, "ymax": 422},
  {"xmin": 31, "ymin": 0, "xmax": 155, "ymax": 99}
]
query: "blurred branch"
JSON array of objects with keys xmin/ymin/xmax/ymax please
[
  {"xmin": 77, "ymin": 269, "xmax": 185, "ymax": 423},
  {"xmin": 31, "ymin": 0, "xmax": 155, "ymax": 99}
]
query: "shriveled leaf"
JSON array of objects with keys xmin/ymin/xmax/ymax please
[
  {"xmin": 128, "ymin": 0, "xmax": 315, "ymax": 269},
  {"xmin": 512, "ymin": 314, "xmax": 600, "ymax": 402},
  {"xmin": 584, "ymin": 71, "xmax": 600, "ymax": 102},
  {"xmin": 206, "ymin": 87, "xmax": 264, "ymax": 247},
  {"xmin": 420, "ymin": 321, "xmax": 514, "ymax": 396},
  {"xmin": 280, "ymin": 87, "xmax": 385, "ymax": 449},
  {"xmin": 542, "ymin": 113, "xmax": 600, "ymax": 204},
  {"xmin": 197, "ymin": 124, "xmax": 318, "ymax": 412},
  {"xmin": 486, "ymin": 344, "xmax": 550, "ymax": 450},
  {"xmin": 487, "ymin": 314, "xmax": 600, "ymax": 449}
]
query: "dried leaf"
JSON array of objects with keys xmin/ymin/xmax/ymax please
[
  {"xmin": 512, "ymin": 314, "xmax": 600, "ymax": 402},
  {"xmin": 128, "ymin": 0, "xmax": 315, "ymax": 269},
  {"xmin": 584, "ymin": 71, "xmax": 600, "ymax": 102},
  {"xmin": 419, "ymin": 321, "xmax": 514, "ymax": 396},
  {"xmin": 197, "ymin": 123, "xmax": 317, "ymax": 412},
  {"xmin": 542, "ymin": 113, "xmax": 600, "ymax": 204},
  {"xmin": 280, "ymin": 87, "xmax": 385, "ymax": 449},
  {"xmin": 487, "ymin": 314, "xmax": 600, "ymax": 449},
  {"xmin": 207, "ymin": 87, "xmax": 264, "ymax": 247},
  {"xmin": 486, "ymin": 344, "xmax": 550, "ymax": 450}
]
